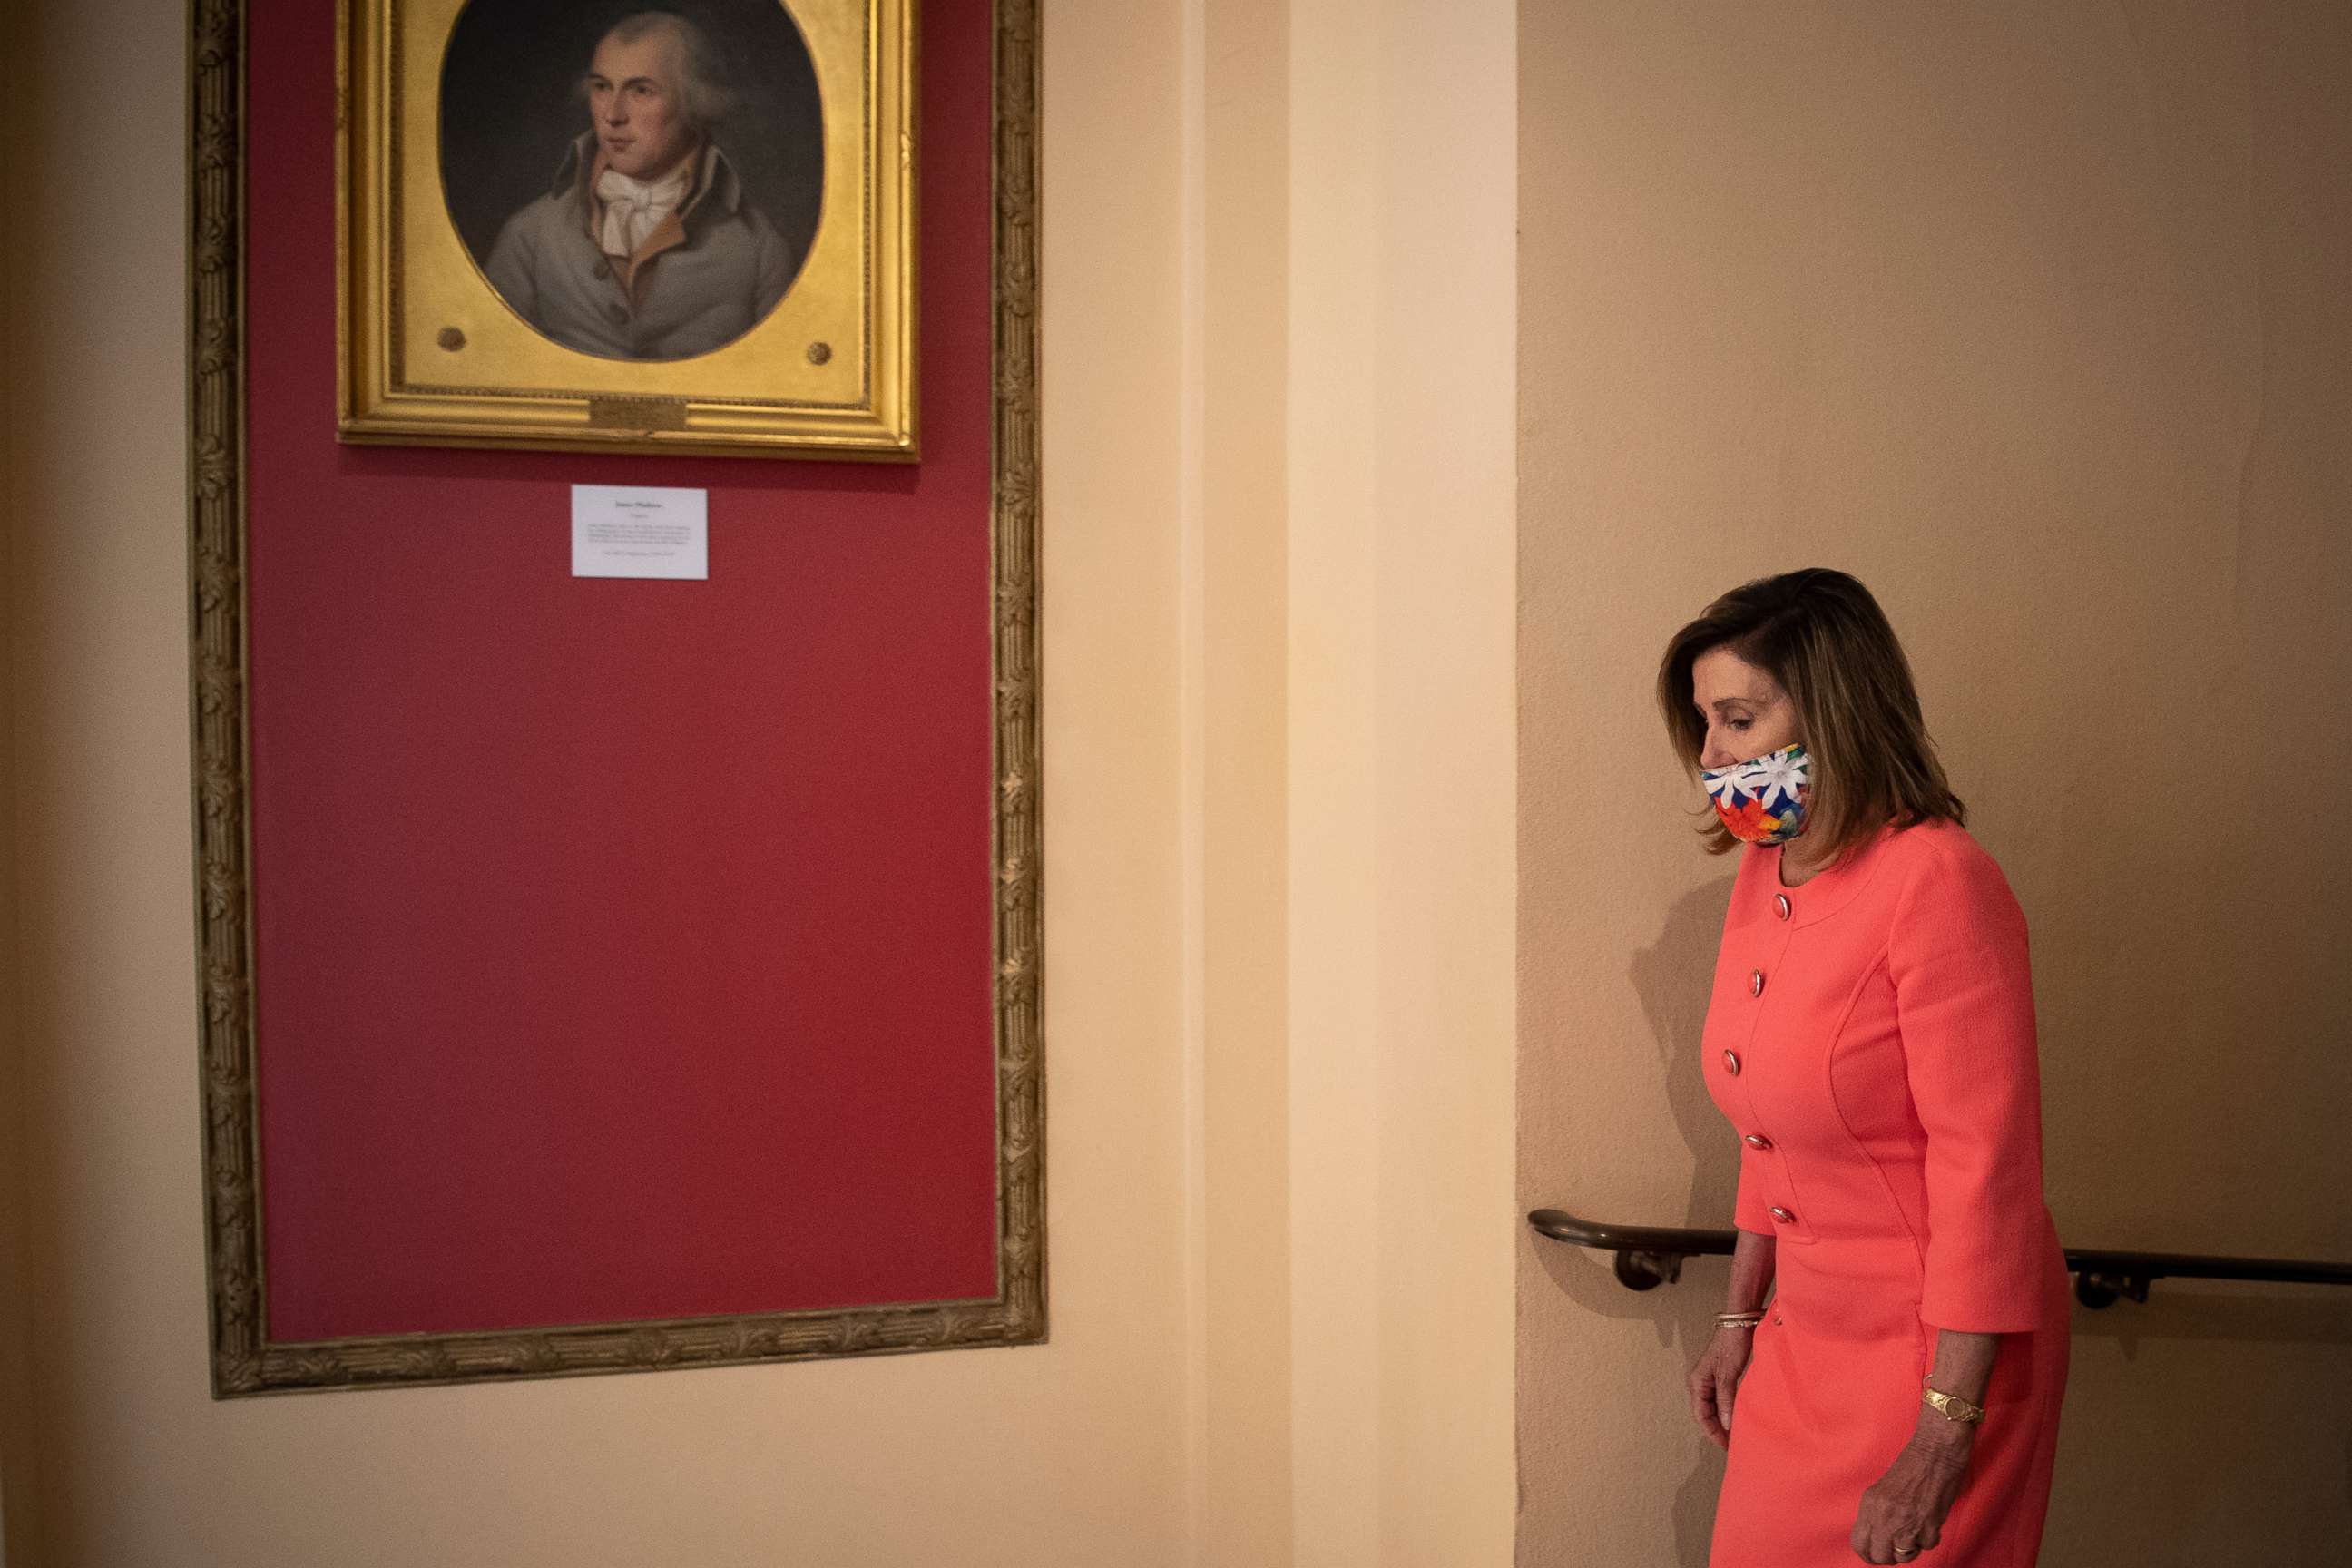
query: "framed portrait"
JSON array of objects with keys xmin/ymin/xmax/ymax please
[
  {"xmin": 191, "ymin": 0, "xmax": 1039, "ymax": 1396},
  {"xmin": 338, "ymin": 0, "xmax": 916, "ymax": 458}
]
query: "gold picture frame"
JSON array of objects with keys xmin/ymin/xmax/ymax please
[
  {"xmin": 189, "ymin": 0, "xmax": 1042, "ymax": 1394},
  {"xmin": 338, "ymin": 0, "xmax": 917, "ymax": 458}
]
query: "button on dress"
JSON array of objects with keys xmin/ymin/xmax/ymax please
[{"xmin": 1703, "ymin": 821, "xmax": 2069, "ymax": 1567}]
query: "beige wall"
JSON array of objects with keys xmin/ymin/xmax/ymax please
[
  {"xmin": 1517, "ymin": 4, "xmax": 2352, "ymax": 1566},
  {"xmin": 1286, "ymin": 4, "xmax": 1518, "ymax": 1562},
  {"xmin": 0, "ymin": 1, "xmax": 1519, "ymax": 1565},
  {"xmin": 1192, "ymin": 0, "xmax": 1521, "ymax": 1559}
]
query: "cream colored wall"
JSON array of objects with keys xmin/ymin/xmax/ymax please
[
  {"xmin": 1193, "ymin": 0, "xmax": 1519, "ymax": 1560},
  {"xmin": 1189, "ymin": 3, "xmax": 1298, "ymax": 1560},
  {"xmin": 1284, "ymin": 3, "xmax": 1518, "ymax": 1562},
  {"xmin": 1516, "ymin": 4, "xmax": 2352, "ymax": 1566},
  {"xmin": 2, "ymin": 1, "xmax": 1522, "ymax": 1565}
]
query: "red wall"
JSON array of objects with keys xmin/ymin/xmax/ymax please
[{"xmin": 244, "ymin": 0, "xmax": 1001, "ymax": 1339}]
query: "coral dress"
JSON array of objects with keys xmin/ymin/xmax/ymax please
[{"xmin": 1704, "ymin": 821, "xmax": 2069, "ymax": 1568}]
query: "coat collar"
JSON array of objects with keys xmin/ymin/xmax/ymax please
[
  {"xmin": 554, "ymin": 132, "xmax": 746, "ymax": 301},
  {"xmin": 551, "ymin": 132, "xmax": 745, "ymax": 224}
]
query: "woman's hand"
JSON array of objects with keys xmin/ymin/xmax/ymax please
[
  {"xmin": 1852, "ymin": 1327, "xmax": 1997, "ymax": 1560},
  {"xmin": 1687, "ymin": 1325, "xmax": 1754, "ymax": 1449},
  {"xmin": 1850, "ymin": 1427, "xmax": 1972, "ymax": 1563}
]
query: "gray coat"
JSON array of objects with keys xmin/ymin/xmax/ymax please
[{"xmin": 484, "ymin": 135, "xmax": 799, "ymax": 361}]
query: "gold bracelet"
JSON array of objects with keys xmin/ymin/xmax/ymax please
[
  {"xmin": 1715, "ymin": 1311, "xmax": 1765, "ymax": 1329},
  {"xmin": 1921, "ymin": 1383, "xmax": 1986, "ymax": 1425}
]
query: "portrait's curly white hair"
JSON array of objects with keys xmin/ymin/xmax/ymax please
[{"xmin": 583, "ymin": 10, "xmax": 740, "ymax": 134}]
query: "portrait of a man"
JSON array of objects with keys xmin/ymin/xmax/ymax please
[
  {"xmin": 442, "ymin": 3, "xmax": 827, "ymax": 364},
  {"xmin": 345, "ymin": 0, "xmax": 915, "ymax": 456}
]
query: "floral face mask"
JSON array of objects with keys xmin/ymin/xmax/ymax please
[{"xmin": 1700, "ymin": 741, "xmax": 1811, "ymax": 846}]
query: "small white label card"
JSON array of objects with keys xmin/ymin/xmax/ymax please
[{"xmin": 571, "ymin": 485, "xmax": 709, "ymax": 580}]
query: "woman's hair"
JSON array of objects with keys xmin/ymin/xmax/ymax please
[{"xmin": 1656, "ymin": 568, "xmax": 1965, "ymax": 862}]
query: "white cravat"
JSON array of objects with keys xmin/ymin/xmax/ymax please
[{"xmin": 594, "ymin": 157, "xmax": 697, "ymax": 259}]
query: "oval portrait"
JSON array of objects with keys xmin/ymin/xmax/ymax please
[{"xmin": 439, "ymin": 1, "xmax": 825, "ymax": 363}]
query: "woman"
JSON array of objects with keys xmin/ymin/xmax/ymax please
[{"xmin": 1658, "ymin": 570, "xmax": 2068, "ymax": 1567}]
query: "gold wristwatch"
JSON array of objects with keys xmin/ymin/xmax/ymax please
[{"xmin": 1921, "ymin": 1383, "xmax": 1986, "ymax": 1426}]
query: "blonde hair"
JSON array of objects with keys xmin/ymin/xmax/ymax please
[{"xmin": 1656, "ymin": 569, "xmax": 1965, "ymax": 862}]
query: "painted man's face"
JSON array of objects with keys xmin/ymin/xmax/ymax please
[{"xmin": 585, "ymin": 31, "xmax": 695, "ymax": 180}]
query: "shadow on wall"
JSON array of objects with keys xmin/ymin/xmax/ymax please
[
  {"xmin": 2068, "ymin": 1289, "xmax": 2352, "ymax": 1355},
  {"xmin": 1530, "ymin": 870, "xmax": 1740, "ymax": 1568},
  {"xmin": 1632, "ymin": 873, "xmax": 1744, "ymax": 1236},
  {"xmin": 2045, "ymin": 1289, "xmax": 2352, "ymax": 1563}
]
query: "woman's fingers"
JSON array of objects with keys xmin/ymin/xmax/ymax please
[
  {"xmin": 1689, "ymin": 1329, "xmax": 1754, "ymax": 1453},
  {"xmin": 1851, "ymin": 1500, "xmax": 1934, "ymax": 1563},
  {"xmin": 1688, "ymin": 1367, "xmax": 1729, "ymax": 1447},
  {"xmin": 1853, "ymin": 1503, "xmax": 1889, "ymax": 1562}
]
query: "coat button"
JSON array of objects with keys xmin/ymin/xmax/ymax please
[
  {"xmin": 606, "ymin": 301, "xmax": 629, "ymax": 325},
  {"xmin": 1769, "ymin": 1206, "xmax": 1796, "ymax": 1224},
  {"xmin": 1744, "ymin": 1133, "xmax": 1772, "ymax": 1150},
  {"xmin": 1749, "ymin": 969, "xmax": 1766, "ymax": 997},
  {"xmin": 1774, "ymin": 894, "xmax": 1792, "ymax": 920},
  {"xmin": 1722, "ymin": 1050, "xmax": 1740, "ymax": 1075}
]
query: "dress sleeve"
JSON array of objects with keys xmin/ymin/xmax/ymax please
[{"xmin": 1888, "ymin": 836, "xmax": 2053, "ymax": 1332}]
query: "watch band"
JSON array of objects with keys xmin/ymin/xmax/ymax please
[{"xmin": 1921, "ymin": 1383, "xmax": 1986, "ymax": 1425}]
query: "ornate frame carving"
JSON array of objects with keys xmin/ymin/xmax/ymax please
[{"xmin": 189, "ymin": 0, "xmax": 1044, "ymax": 1396}]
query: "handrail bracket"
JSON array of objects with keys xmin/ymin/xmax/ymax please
[
  {"xmin": 2074, "ymin": 1271, "xmax": 2151, "ymax": 1310},
  {"xmin": 1615, "ymin": 1250, "xmax": 1687, "ymax": 1291}
]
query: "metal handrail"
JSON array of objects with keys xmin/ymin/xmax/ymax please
[{"xmin": 1526, "ymin": 1207, "xmax": 2352, "ymax": 1309}]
